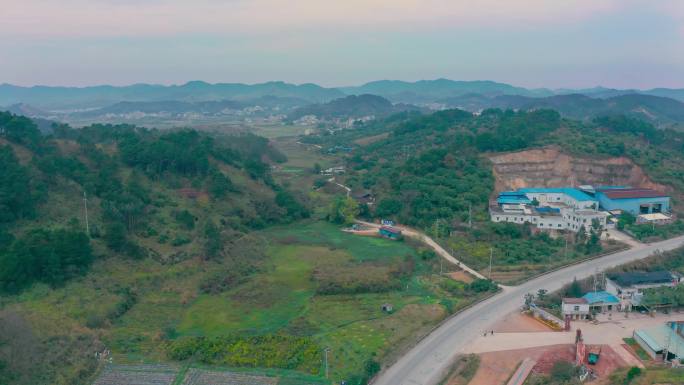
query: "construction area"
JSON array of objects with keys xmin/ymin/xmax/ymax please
[{"xmin": 441, "ymin": 309, "xmax": 684, "ymax": 385}]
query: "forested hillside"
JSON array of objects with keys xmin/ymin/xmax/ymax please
[
  {"xmin": 305, "ymin": 108, "xmax": 684, "ymax": 279},
  {"xmin": 287, "ymin": 94, "xmax": 421, "ymax": 121},
  {"xmin": 0, "ymin": 111, "xmax": 311, "ymax": 384}
]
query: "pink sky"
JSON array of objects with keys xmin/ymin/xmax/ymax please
[{"xmin": 1, "ymin": 0, "xmax": 683, "ymax": 88}]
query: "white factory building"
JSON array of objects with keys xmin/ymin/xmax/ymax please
[{"xmin": 490, "ymin": 187, "xmax": 608, "ymax": 233}]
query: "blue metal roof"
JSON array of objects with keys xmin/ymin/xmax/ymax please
[
  {"xmin": 497, "ymin": 197, "xmax": 531, "ymax": 205},
  {"xmin": 496, "ymin": 191, "xmax": 531, "ymax": 205},
  {"xmin": 500, "ymin": 191, "xmax": 525, "ymax": 196},
  {"xmin": 535, "ymin": 207, "xmax": 561, "ymax": 214},
  {"xmin": 582, "ymin": 291, "xmax": 620, "ymax": 304},
  {"xmin": 517, "ymin": 188, "xmax": 597, "ymax": 202}
]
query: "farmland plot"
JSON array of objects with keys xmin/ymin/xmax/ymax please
[
  {"xmin": 93, "ymin": 364, "xmax": 179, "ymax": 385},
  {"xmin": 182, "ymin": 368, "xmax": 278, "ymax": 385}
]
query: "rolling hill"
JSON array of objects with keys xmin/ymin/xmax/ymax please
[{"xmin": 287, "ymin": 94, "xmax": 422, "ymax": 121}]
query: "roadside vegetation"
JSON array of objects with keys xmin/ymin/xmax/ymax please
[
  {"xmin": 617, "ymin": 212, "xmax": 684, "ymax": 242},
  {"xmin": 609, "ymin": 366, "xmax": 684, "ymax": 385},
  {"xmin": 438, "ymin": 354, "xmax": 480, "ymax": 385}
]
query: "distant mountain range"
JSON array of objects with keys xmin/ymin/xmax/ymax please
[
  {"xmin": 439, "ymin": 93, "xmax": 684, "ymax": 126},
  {"xmin": 0, "ymin": 81, "xmax": 344, "ymax": 110},
  {"xmin": 1, "ymin": 79, "xmax": 684, "ymax": 128}
]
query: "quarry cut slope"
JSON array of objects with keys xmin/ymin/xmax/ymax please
[{"xmin": 488, "ymin": 146, "xmax": 668, "ymax": 193}]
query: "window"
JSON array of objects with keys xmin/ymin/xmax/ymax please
[
  {"xmin": 574, "ymin": 306, "xmax": 580, "ymax": 311},
  {"xmin": 558, "ymin": 224, "xmax": 562, "ymax": 228}
]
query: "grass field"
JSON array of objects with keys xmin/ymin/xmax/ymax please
[
  {"xmin": 251, "ymin": 124, "xmax": 314, "ymax": 139},
  {"xmin": 610, "ymin": 366, "xmax": 684, "ymax": 385},
  {"xmin": 4, "ymin": 221, "xmax": 480, "ymax": 384}
]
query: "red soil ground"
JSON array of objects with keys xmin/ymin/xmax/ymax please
[{"xmin": 469, "ymin": 344, "xmax": 628, "ymax": 385}]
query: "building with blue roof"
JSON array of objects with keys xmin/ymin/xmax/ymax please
[
  {"xmin": 490, "ymin": 187, "xmax": 608, "ymax": 233},
  {"xmin": 518, "ymin": 187, "xmax": 597, "ymax": 203},
  {"xmin": 582, "ymin": 290, "xmax": 621, "ymax": 314},
  {"xmin": 594, "ymin": 187, "xmax": 670, "ymax": 216}
]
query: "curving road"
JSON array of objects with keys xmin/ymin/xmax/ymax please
[
  {"xmin": 372, "ymin": 234, "xmax": 684, "ymax": 385},
  {"xmin": 356, "ymin": 220, "xmax": 486, "ymax": 279}
]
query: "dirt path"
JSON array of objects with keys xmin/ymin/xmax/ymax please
[
  {"xmin": 356, "ymin": 220, "xmax": 487, "ymax": 280},
  {"xmin": 328, "ymin": 177, "xmax": 350, "ymax": 197}
]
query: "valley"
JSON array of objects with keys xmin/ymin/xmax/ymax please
[{"xmin": 2, "ymin": 100, "xmax": 684, "ymax": 385}]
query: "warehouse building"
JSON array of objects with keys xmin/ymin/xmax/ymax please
[
  {"xmin": 594, "ymin": 187, "xmax": 670, "ymax": 216},
  {"xmin": 633, "ymin": 322, "xmax": 684, "ymax": 362}
]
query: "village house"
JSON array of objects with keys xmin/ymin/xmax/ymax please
[
  {"xmin": 561, "ymin": 297, "xmax": 590, "ymax": 320},
  {"xmin": 562, "ymin": 291, "xmax": 621, "ymax": 319},
  {"xmin": 583, "ymin": 291, "xmax": 621, "ymax": 314}
]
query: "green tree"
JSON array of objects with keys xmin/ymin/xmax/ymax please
[
  {"xmin": 0, "ymin": 146, "xmax": 38, "ymax": 223},
  {"xmin": 328, "ymin": 197, "xmax": 359, "ymax": 225},
  {"xmin": 104, "ymin": 222, "xmax": 127, "ymax": 252},
  {"xmin": 568, "ymin": 278, "xmax": 583, "ymax": 297},
  {"xmin": 203, "ymin": 222, "xmax": 223, "ymax": 260},
  {"xmin": 208, "ymin": 169, "xmax": 233, "ymax": 198},
  {"xmin": 375, "ymin": 198, "xmax": 402, "ymax": 218},
  {"xmin": 0, "ymin": 228, "xmax": 92, "ymax": 293}
]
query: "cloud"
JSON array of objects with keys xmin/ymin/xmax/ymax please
[{"xmin": 1, "ymin": 0, "xmax": 630, "ymax": 38}]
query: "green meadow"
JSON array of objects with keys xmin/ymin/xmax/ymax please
[{"xmin": 6, "ymin": 221, "xmax": 480, "ymax": 383}]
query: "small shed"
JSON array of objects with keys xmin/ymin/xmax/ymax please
[
  {"xmin": 353, "ymin": 190, "xmax": 375, "ymax": 205},
  {"xmin": 381, "ymin": 303, "xmax": 394, "ymax": 313},
  {"xmin": 379, "ymin": 226, "xmax": 402, "ymax": 240},
  {"xmin": 636, "ymin": 213, "xmax": 673, "ymax": 225}
]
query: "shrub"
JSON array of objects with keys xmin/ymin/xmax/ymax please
[
  {"xmin": 167, "ymin": 335, "xmax": 321, "ymax": 374},
  {"xmin": 467, "ymin": 279, "xmax": 497, "ymax": 293},
  {"xmin": 550, "ymin": 361, "xmax": 576, "ymax": 382},
  {"xmin": 626, "ymin": 366, "xmax": 642, "ymax": 383}
]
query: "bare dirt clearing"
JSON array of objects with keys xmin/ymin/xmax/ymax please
[{"xmin": 492, "ymin": 312, "xmax": 553, "ymax": 333}]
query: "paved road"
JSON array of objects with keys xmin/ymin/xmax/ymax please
[
  {"xmin": 357, "ymin": 220, "xmax": 486, "ymax": 279},
  {"xmin": 372, "ymin": 234, "xmax": 684, "ymax": 385}
]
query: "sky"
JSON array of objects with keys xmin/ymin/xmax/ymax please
[{"xmin": 1, "ymin": 0, "xmax": 683, "ymax": 89}]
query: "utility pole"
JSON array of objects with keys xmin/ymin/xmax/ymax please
[
  {"xmin": 488, "ymin": 247, "xmax": 493, "ymax": 280},
  {"xmin": 324, "ymin": 348, "xmax": 331, "ymax": 378},
  {"xmin": 83, "ymin": 191, "xmax": 90, "ymax": 237}
]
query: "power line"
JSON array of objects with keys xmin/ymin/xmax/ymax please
[{"xmin": 83, "ymin": 191, "xmax": 90, "ymax": 237}]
